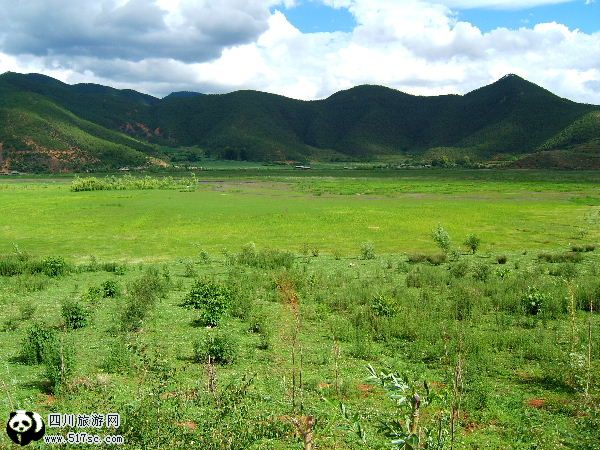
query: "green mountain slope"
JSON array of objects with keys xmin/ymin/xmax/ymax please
[
  {"xmin": 0, "ymin": 78, "xmax": 160, "ymax": 171},
  {"xmin": 0, "ymin": 71, "xmax": 598, "ymax": 170}
]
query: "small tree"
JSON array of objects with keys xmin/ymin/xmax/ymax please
[
  {"xmin": 432, "ymin": 224, "xmax": 451, "ymax": 254},
  {"xmin": 464, "ymin": 234, "xmax": 481, "ymax": 254},
  {"xmin": 181, "ymin": 279, "xmax": 232, "ymax": 327}
]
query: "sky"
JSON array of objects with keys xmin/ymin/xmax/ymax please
[{"xmin": 0, "ymin": 0, "xmax": 598, "ymax": 104}]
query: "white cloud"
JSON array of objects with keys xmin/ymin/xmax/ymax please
[{"xmin": 0, "ymin": 0, "xmax": 598, "ymax": 105}]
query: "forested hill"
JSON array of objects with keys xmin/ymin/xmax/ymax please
[{"xmin": 0, "ymin": 72, "xmax": 598, "ymax": 171}]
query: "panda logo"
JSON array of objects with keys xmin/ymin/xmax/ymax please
[{"xmin": 6, "ymin": 410, "xmax": 45, "ymax": 446}]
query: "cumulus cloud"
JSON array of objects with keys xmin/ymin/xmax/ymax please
[
  {"xmin": 0, "ymin": 0, "xmax": 598, "ymax": 105},
  {"xmin": 0, "ymin": 0, "xmax": 282, "ymax": 63}
]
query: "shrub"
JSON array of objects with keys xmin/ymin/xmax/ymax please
[
  {"xmin": 248, "ymin": 310, "xmax": 273, "ymax": 350},
  {"xmin": 584, "ymin": 244, "xmax": 596, "ymax": 252},
  {"xmin": 472, "ymin": 263, "xmax": 491, "ymax": 282},
  {"xmin": 370, "ymin": 294, "xmax": 396, "ymax": 317},
  {"xmin": 103, "ymin": 337, "xmax": 132, "ymax": 373},
  {"xmin": 81, "ymin": 286, "xmax": 103, "ymax": 303},
  {"xmin": 20, "ymin": 322, "xmax": 57, "ymax": 365},
  {"xmin": 61, "ymin": 299, "xmax": 91, "ymax": 330},
  {"xmin": 102, "ymin": 280, "xmax": 121, "ymax": 298},
  {"xmin": 193, "ymin": 330, "xmax": 238, "ymax": 364},
  {"xmin": 101, "ymin": 262, "xmax": 127, "ymax": 275},
  {"xmin": 120, "ymin": 269, "xmax": 166, "ymax": 332},
  {"xmin": 181, "ymin": 279, "xmax": 232, "ymax": 326},
  {"xmin": 522, "ymin": 287, "xmax": 548, "ymax": 316},
  {"xmin": 43, "ymin": 335, "xmax": 75, "ymax": 394},
  {"xmin": 464, "ymin": 234, "xmax": 481, "ymax": 254},
  {"xmin": 449, "ymin": 260, "xmax": 470, "ymax": 278},
  {"xmin": 41, "ymin": 256, "xmax": 68, "ymax": 277},
  {"xmin": 0, "ymin": 255, "xmax": 26, "ymax": 276},
  {"xmin": 497, "ymin": 255, "xmax": 508, "ymax": 264},
  {"xmin": 199, "ymin": 250, "xmax": 211, "ymax": 264},
  {"xmin": 549, "ymin": 263, "xmax": 578, "ymax": 280},
  {"xmin": 432, "ymin": 224, "xmax": 451, "ymax": 253},
  {"xmin": 183, "ymin": 260, "xmax": 197, "ymax": 278},
  {"xmin": 360, "ymin": 242, "xmax": 376, "ymax": 260}
]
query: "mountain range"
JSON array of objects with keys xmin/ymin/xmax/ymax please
[{"xmin": 0, "ymin": 71, "xmax": 598, "ymax": 171}]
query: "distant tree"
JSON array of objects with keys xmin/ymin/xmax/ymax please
[
  {"xmin": 464, "ymin": 234, "xmax": 481, "ymax": 254},
  {"xmin": 432, "ymin": 224, "xmax": 451, "ymax": 253}
]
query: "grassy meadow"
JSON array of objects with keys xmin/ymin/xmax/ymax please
[{"xmin": 0, "ymin": 169, "xmax": 599, "ymax": 449}]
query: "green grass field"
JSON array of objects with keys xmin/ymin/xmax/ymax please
[
  {"xmin": 1, "ymin": 169, "xmax": 599, "ymax": 260},
  {"xmin": 0, "ymin": 170, "xmax": 599, "ymax": 450}
]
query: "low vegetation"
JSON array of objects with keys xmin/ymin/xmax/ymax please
[{"xmin": 0, "ymin": 171, "xmax": 599, "ymax": 449}]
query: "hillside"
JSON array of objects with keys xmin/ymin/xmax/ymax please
[{"xmin": 0, "ymin": 72, "xmax": 598, "ymax": 170}]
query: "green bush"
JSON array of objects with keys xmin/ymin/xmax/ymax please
[
  {"xmin": 370, "ymin": 294, "xmax": 396, "ymax": 317},
  {"xmin": 522, "ymin": 287, "xmax": 548, "ymax": 316},
  {"xmin": 81, "ymin": 286, "xmax": 103, "ymax": 303},
  {"xmin": 193, "ymin": 330, "xmax": 238, "ymax": 364},
  {"xmin": 360, "ymin": 242, "xmax": 376, "ymax": 260},
  {"xmin": 0, "ymin": 255, "xmax": 26, "ymax": 276},
  {"xmin": 181, "ymin": 279, "xmax": 232, "ymax": 326},
  {"xmin": 248, "ymin": 310, "xmax": 273, "ymax": 350},
  {"xmin": 20, "ymin": 322, "xmax": 57, "ymax": 365},
  {"xmin": 497, "ymin": 255, "xmax": 508, "ymax": 264},
  {"xmin": 103, "ymin": 337, "xmax": 132, "ymax": 373},
  {"xmin": 449, "ymin": 260, "xmax": 470, "ymax": 278},
  {"xmin": 102, "ymin": 280, "xmax": 121, "ymax": 298},
  {"xmin": 61, "ymin": 299, "xmax": 91, "ymax": 330},
  {"xmin": 120, "ymin": 269, "xmax": 166, "ymax": 332},
  {"xmin": 432, "ymin": 224, "xmax": 451, "ymax": 253},
  {"xmin": 41, "ymin": 256, "xmax": 68, "ymax": 277},
  {"xmin": 472, "ymin": 263, "xmax": 491, "ymax": 282}
]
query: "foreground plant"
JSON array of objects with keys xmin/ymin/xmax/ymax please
[{"xmin": 366, "ymin": 365, "xmax": 450, "ymax": 450}]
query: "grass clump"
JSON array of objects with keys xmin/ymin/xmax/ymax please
[
  {"xmin": 70, "ymin": 174, "xmax": 198, "ymax": 192},
  {"xmin": 538, "ymin": 252, "xmax": 583, "ymax": 263},
  {"xmin": 236, "ymin": 243, "xmax": 295, "ymax": 269}
]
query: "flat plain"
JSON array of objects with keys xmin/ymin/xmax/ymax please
[{"xmin": 0, "ymin": 168, "xmax": 599, "ymax": 450}]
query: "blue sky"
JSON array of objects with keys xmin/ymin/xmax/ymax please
[{"xmin": 282, "ymin": 0, "xmax": 599, "ymax": 34}]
